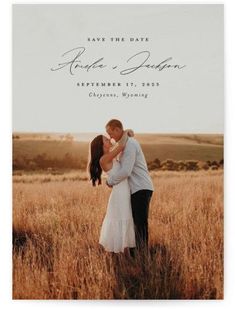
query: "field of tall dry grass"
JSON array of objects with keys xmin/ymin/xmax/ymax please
[{"xmin": 13, "ymin": 169, "xmax": 223, "ymax": 299}]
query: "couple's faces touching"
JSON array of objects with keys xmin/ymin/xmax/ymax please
[
  {"xmin": 102, "ymin": 125, "xmax": 123, "ymax": 153},
  {"xmin": 106, "ymin": 125, "xmax": 123, "ymax": 142}
]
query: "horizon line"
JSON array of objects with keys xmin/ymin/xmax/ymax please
[{"xmin": 12, "ymin": 131, "xmax": 224, "ymax": 135}]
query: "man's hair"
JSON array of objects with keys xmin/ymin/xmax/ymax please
[{"xmin": 106, "ymin": 119, "xmax": 123, "ymax": 130}]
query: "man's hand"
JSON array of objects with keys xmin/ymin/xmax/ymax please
[{"xmin": 106, "ymin": 180, "xmax": 113, "ymax": 188}]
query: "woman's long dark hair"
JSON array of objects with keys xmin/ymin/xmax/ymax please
[{"xmin": 88, "ymin": 135, "xmax": 104, "ymax": 186}]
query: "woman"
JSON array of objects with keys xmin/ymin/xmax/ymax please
[{"xmin": 88, "ymin": 130, "xmax": 136, "ymax": 253}]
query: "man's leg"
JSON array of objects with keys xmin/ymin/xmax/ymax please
[{"xmin": 131, "ymin": 190, "xmax": 153, "ymax": 251}]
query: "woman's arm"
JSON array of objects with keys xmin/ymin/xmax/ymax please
[
  {"xmin": 118, "ymin": 129, "xmax": 134, "ymax": 146},
  {"xmin": 100, "ymin": 129, "xmax": 134, "ymax": 169},
  {"xmin": 100, "ymin": 131, "xmax": 128, "ymax": 167},
  {"xmin": 107, "ymin": 141, "xmax": 136, "ymax": 186}
]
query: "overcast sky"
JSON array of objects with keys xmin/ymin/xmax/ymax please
[{"xmin": 13, "ymin": 4, "xmax": 223, "ymax": 134}]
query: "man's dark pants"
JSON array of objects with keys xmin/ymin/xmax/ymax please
[{"xmin": 129, "ymin": 189, "xmax": 153, "ymax": 258}]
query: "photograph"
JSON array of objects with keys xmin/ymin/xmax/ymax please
[{"xmin": 12, "ymin": 4, "xmax": 223, "ymax": 300}]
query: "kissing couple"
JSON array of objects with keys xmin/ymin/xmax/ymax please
[{"xmin": 88, "ymin": 119, "xmax": 154, "ymax": 258}]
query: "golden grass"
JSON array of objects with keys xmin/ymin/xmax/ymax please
[
  {"xmin": 13, "ymin": 169, "xmax": 88, "ymax": 183},
  {"xmin": 13, "ymin": 170, "xmax": 223, "ymax": 299}
]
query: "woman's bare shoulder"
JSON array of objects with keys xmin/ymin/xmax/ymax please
[{"xmin": 100, "ymin": 155, "xmax": 112, "ymax": 172}]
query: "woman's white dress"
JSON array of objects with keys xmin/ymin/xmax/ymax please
[{"xmin": 99, "ymin": 159, "xmax": 136, "ymax": 253}]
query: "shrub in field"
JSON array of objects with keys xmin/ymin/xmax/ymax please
[
  {"xmin": 197, "ymin": 161, "xmax": 209, "ymax": 171},
  {"xmin": 161, "ymin": 159, "xmax": 179, "ymax": 171},
  {"xmin": 185, "ymin": 160, "xmax": 199, "ymax": 171},
  {"xmin": 148, "ymin": 158, "xmax": 161, "ymax": 170}
]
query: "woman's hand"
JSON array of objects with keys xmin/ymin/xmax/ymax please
[
  {"xmin": 118, "ymin": 129, "xmax": 134, "ymax": 148},
  {"xmin": 118, "ymin": 130, "xmax": 128, "ymax": 147},
  {"xmin": 126, "ymin": 129, "xmax": 134, "ymax": 137}
]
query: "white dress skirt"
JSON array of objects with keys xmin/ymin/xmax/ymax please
[{"xmin": 99, "ymin": 159, "xmax": 136, "ymax": 253}]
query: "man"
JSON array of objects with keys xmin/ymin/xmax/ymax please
[{"xmin": 105, "ymin": 119, "xmax": 154, "ymax": 257}]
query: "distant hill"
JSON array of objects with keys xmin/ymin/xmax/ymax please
[{"xmin": 12, "ymin": 133, "xmax": 223, "ymax": 170}]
